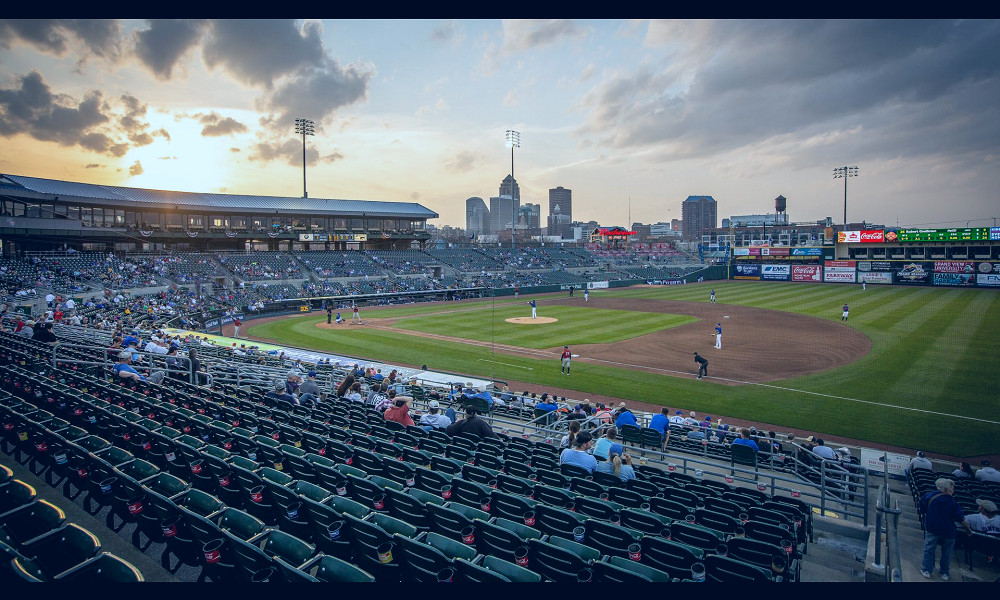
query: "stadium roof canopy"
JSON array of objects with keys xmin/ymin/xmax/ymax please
[{"xmin": 0, "ymin": 174, "xmax": 438, "ymax": 219}]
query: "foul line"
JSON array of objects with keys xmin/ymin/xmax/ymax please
[
  {"xmin": 580, "ymin": 355, "xmax": 1000, "ymax": 426},
  {"xmin": 478, "ymin": 359, "xmax": 533, "ymax": 370}
]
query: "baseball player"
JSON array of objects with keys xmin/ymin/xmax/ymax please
[
  {"xmin": 694, "ymin": 352, "xmax": 708, "ymax": 379},
  {"xmin": 561, "ymin": 346, "xmax": 572, "ymax": 375},
  {"xmin": 233, "ymin": 318, "xmax": 241, "ymax": 339},
  {"xmin": 327, "ymin": 305, "xmax": 333, "ymax": 324},
  {"xmin": 335, "ymin": 312, "xmax": 344, "ymax": 324},
  {"xmin": 862, "ymin": 277, "xmax": 867, "ymax": 291},
  {"xmin": 514, "ymin": 285, "xmax": 519, "ymax": 300},
  {"xmin": 841, "ymin": 303, "xmax": 849, "ymax": 322},
  {"xmin": 353, "ymin": 305, "xmax": 362, "ymax": 324},
  {"xmin": 528, "ymin": 299, "xmax": 537, "ymax": 319},
  {"xmin": 569, "ymin": 286, "xmax": 574, "ymax": 298},
  {"xmin": 584, "ymin": 288, "xmax": 589, "ymax": 302},
  {"xmin": 714, "ymin": 323, "xmax": 722, "ymax": 349},
  {"xmin": 710, "ymin": 289, "xmax": 716, "ymax": 304}
]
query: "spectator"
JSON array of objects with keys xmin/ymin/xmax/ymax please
[
  {"xmin": 595, "ymin": 444, "xmax": 636, "ymax": 483},
  {"xmin": 32, "ymin": 322, "xmax": 58, "ymax": 344},
  {"xmin": 649, "ymin": 407, "xmax": 670, "ymax": 438},
  {"xmin": 812, "ymin": 438, "xmax": 837, "ymax": 460},
  {"xmin": 345, "ymin": 382, "xmax": 363, "ymax": 403},
  {"xmin": 976, "ymin": 460, "xmax": 1000, "ymax": 483},
  {"xmin": 336, "ymin": 374, "xmax": 357, "ymax": 399},
  {"xmin": 367, "ymin": 383, "xmax": 388, "ymax": 407},
  {"xmin": 592, "ymin": 427, "xmax": 618, "ymax": 460},
  {"xmin": 419, "ymin": 400, "xmax": 453, "ymax": 431},
  {"xmin": 535, "ymin": 395, "xmax": 559, "ymax": 413},
  {"xmin": 383, "ymin": 394, "xmax": 414, "ymax": 427},
  {"xmin": 952, "ymin": 462, "xmax": 976, "ymax": 479},
  {"xmin": 906, "ymin": 451, "xmax": 933, "ymax": 476},
  {"xmin": 683, "ymin": 411, "xmax": 700, "ymax": 427},
  {"xmin": 559, "ymin": 421, "xmax": 582, "ymax": 449},
  {"xmin": 446, "ymin": 406, "xmax": 496, "ymax": 439},
  {"xmin": 114, "ymin": 350, "xmax": 165, "ymax": 384},
  {"xmin": 559, "ymin": 431, "xmax": 598, "ymax": 473},
  {"xmin": 920, "ymin": 478, "xmax": 971, "ymax": 580},
  {"xmin": 188, "ymin": 348, "xmax": 207, "ymax": 385},
  {"xmin": 731, "ymin": 428, "xmax": 759, "ymax": 453},
  {"xmin": 298, "ymin": 370, "xmax": 322, "ymax": 406},
  {"xmin": 267, "ymin": 378, "xmax": 297, "ymax": 406},
  {"xmin": 614, "ymin": 403, "xmax": 638, "ymax": 428},
  {"xmin": 965, "ymin": 499, "xmax": 1000, "ymax": 534},
  {"xmin": 668, "ymin": 410, "xmax": 686, "ymax": 425},
  {"xmin": 594, "ymin": 403, "xmax": 613, "ymax": 424}
]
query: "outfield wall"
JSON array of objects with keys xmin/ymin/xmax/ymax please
[{"xmin": 730, "ymin": 259, "xmax": 1000, "ymax": 288}]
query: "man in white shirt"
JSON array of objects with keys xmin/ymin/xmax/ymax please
[
  {"xmin": 683, "ymin": 411, "xmax": 700, "ymax": 426},
  {"xmin": 976, "ymin": 460, "xmax": 1000, "ymax": 483},
  {"xmin": 965, "ymin": 499, "xmax": 1000, "ymax": 534},
  {"xmin": 669, "ymin": 410, "xmax": 687, "ymax": 425},
  {"xmin": 906, "ymin": 451, "xmax": 933, "ymax": 476},
  {"xmin": 419, "ymin": 400, "xmax": 453, "ymax": 430}
]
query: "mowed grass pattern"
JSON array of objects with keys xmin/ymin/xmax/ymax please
[{"xmin": 249, "ymin": 282, "xmax": 1000, "ymax": 457}]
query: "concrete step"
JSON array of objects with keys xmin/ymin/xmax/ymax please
[{"xmin": 800, "ymin": 530, "xmax": 867, "ymax": 582}]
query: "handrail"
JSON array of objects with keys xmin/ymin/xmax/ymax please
[{"xmin": 874, "ymin": 463, "xmax": 903, "ymax": 581}]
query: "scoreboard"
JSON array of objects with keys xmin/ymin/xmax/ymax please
[{"xmin": 896, "ymin": 227, "xmax": 1000, "ymax": 242}]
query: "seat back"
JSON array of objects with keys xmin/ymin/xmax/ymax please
[
  {"xmin": 705, "ymin": 553, "xmax": 773, "ymax": 582},
  {"xmin": 526, "ymin": 537, "xmax": 593, "ymax": 582}
]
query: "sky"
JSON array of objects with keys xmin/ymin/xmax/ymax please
[{"xmin": 1, "ymin": 19, "xmax": 999, "ymax": 230}]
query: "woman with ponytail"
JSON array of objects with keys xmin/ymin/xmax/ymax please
[
  {"xmin": 595, "ymin": 443, "xmax": 636, "ymax": 482},
  {"xmin": 559, "ymin": 420, "xmax": 581, "ymax": 449}
]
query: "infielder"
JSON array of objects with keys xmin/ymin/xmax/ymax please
[
  {"xmin": 561, "ymin": 346, "xmax": 572, "ymax": 375},
  {"xmin": 694, "ymin": 352, "xmax": 708, "ymax": 379},
  {"xmin": 584, "ymin": 289, "xmax": 589, "ymax": 302},
  {"xmin": 528, "ymin": 299, "xmax": 537, "ymax": 319},
  {"xmin": 710, "ymin": 289, "xmax": 716, "ymax": 304},
  {"xmin": 714, "ymin": 322, "xmax": 722, "ymax": 349},
  {"xmin": 841, "ymin": 303, "xmax": 849, "ymax": 322}
]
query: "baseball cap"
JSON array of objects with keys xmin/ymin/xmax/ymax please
[
  {"xmin": 618, "ymin": 402, "xmax": 627, "ymax": 409},
  {"xmin": 977, "ymin": 498, "xmax": 998, "ymax": 512},
  {"xmin": 564, "ymin": 346, "xmax": 568, "ymax": 349},
  {"xmin": 428, "ymin": 400, "xmax": 440, "ymax": 409},
  {"xmin": 676, "ymin": 410, "xmax": 683, "ymax": 415},
  {"xmin": 608, "ymin": 443, "xmax": 624, "ymax": 457},
  {"xmin": 118, "ymin": 350, "xmax": 131, "ymax": 359},
  {"xmin": 308, "ymin": 370, "xmax": 317, "ymax": 378},
  {"xmin": 806, "ymin": 436, "xmax": 816, "ymax": 443},
  {"xmin": 916, "ymin": 451, "xmax": 925, "ymax": 458},
  {"xmin": 273, "ymin": 378, "xmax": 285, "ymax": 391}
]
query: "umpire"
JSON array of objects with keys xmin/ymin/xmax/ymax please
[{"xmin": 694, "ymin": 352, "xmax": 708, "ymax": 380}]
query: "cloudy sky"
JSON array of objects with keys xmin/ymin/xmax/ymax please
[{"xmin": 1, "ymin": 19, "xmax": 998, "ymax": 229}]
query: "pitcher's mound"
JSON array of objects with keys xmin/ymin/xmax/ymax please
[{"xmin": 506, "ymin": 317, "xmax": 558, "ymax": 324}]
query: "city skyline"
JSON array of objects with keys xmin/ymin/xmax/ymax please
[{"xmin": 1, "ymin": 19, "xmax": 998, "ymax": 230}]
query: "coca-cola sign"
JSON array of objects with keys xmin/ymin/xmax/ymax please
[{"xmin": 860, "ymin": 230, "xmax": 884, "ymax": 243}]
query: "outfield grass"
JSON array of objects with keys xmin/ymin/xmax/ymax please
[{"xmin": 248, "ymin": 282, "xmax": 1000, "ymax": 457}]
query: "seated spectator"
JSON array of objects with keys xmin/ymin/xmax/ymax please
[
  {"xmin": 384, "ymin": 394, "xmax": 414, "ymax": 427},
  {"xmin": 906, "ymin": 451, "xmax": 933, "ymax": 475},
  {"xmin": 559, "ymin": 431, "xmax": 598, "ymax": 473},
  {"xmin": 535, "ymin": 394, "xmax": 559, "ymax": 413},
  {"xmin": 649, "ymin": 407, "xmax": 670, "ymax": 438},
  {"xmin": 559, "ymin": 421, "xmax": 582, "ymax": 449},
  {"xmin": 345, "ymin": 382, "xmax": 363, "ymax": 403},
  {"xmin": 419, "ymin": 400, "xmax": 453, "ymax": 431},
  {"xmin": 114, "ymin": 350, "xmax": 165, "ymax": 384},
  {"xmin": 731, "ymin": 428, "xmax": 759, "ymax": 453},
  {"xmin": 965, "ymin": 499, "xmax": 1000, "ymax": 534},
  {"xmin": 976, "ymin": 460, "xmax": 1000, "ymax": 483},
  {"xmin": 683, "ymin": 411, "xmax": 700, "ymax": 427},
  {"xmin": 446, "ymin": 406, "xmax": 496, "ymax": 439},
  {"xmin": 614, "ymin": 403, "xmax": 638, "ymax": 428},
  {"xmin": 812, "ymin": 438, "xmax": 837, "ymax": 460},
  {"xmin": 32, "ymin": 321, "xmax": 58, "ymax": 344},
  {"xmin": 298, "ymin": 370, "xmax": 322, "ymax": 406},
  {"xmin": 668, "ymin": 410, "xmax": 686, "ymax": 425},
  {"xmin": 592, "ymin": 427, "xmax": 618, "ymax": 460},
  {"xmin": 373, "ymin": 387, "xmax": 395, "ymax": 412},
  {"xmin": 595, "ymin": 444, "xmax": 636, "ymax": 483},
  {"xmin": 267, "ymin": 378, "xmax": 297, "ymax": 406},
  {"xmin": 952, "ymin": 462, "xmax": 976, "ymax": 479},
  {"xmin": 337, "ymin": 374, "xmax": 357, "ymax": 399}
]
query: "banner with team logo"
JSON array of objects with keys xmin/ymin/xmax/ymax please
[
  {"xmin": 791, "ymin": 265, "xmax": 822, "ymax": 282},
  {"xmin": 733, "ymin": 263, "xmax": 761, "ymax": 280},
  {"xmin": 760, "ymin": 264, "xmax": 790, "ymax": 281},
  {"xmin": 894, "ymin": 261, "xmax": 933, "ymax": 285},
  {"xmin": 933, "ymin": 272, "xmax": 976, "ymax": 286}
]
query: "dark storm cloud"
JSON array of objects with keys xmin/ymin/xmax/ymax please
[
  {"xmin": 0, "ymin": 19, "xmax": 121, "ymax": 59},
  {"xmin": 202, "ymin": 20, "xmax": 325, "ymax": 88},
  {"xmin": 133, "ymin": 19, "xmax": 207, "ymax": 79},
  {"xmin": 250, "ymin": 138, "xmax": 341, "ymax": 167},
  {"xmin": 0, "ymin": 71, "xmax": 158, "ymax": 157},
  {"xmin": 579, "ymin": 19, "xmax": 1000, "ymax": 164},
  {"xmin": 198, "ymin": 112, "xmax": 248, "ymax": 137},
  {"xmin": 259, "ymin": 58, "xmax": 372, "ymax": 124}
]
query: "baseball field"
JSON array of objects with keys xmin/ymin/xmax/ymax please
[{"xmin": 246, "ymin": 280, "xmax": 1000, "ymax": 459}]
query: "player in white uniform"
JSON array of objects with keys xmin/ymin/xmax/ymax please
[
  {"xmin": 528, "ymin": 300, "xmax": 537, "ymax": 319},
  {"xmin": 584, "ymin": 289, "xmax": 589, "ymax": 302},
  {"xmin": 841, "ymin": 303, "xmax": 849, "ymax": 322},
  {"xmin": 714, "ymin": 323, "xmax": 722, "ymax": 349},
  {"xmin": 710, "ymin": 289, "xmax": 716, "ymax": 303},
  {"xmin": 353, "ymin": 305, "xmax": 362, "ymax": 324}
]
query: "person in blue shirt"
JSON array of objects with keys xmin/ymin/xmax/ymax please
[
  {"xmin": 648, "ymin": 407, "xmax": 671, "ymax": 449},
  {"xmin": 559, "ymin": 431, "xmax": 598, "ymax": 473},
  {"xmin": 595, "ymin": 444, "xmax": 636, "ymax": 482},
  {"xmin": 614, "ymin": 403, "xmax": 638, "ymax": 428},
  {"xmin": 535, "ymin": 393, "xmax": 558, "ymax": 412},
  {"xmin": 528, "ymin": 299, "xmax": 537, "ymax": 319},
  {"xmin": 471, "ymin": 387, "xmax": 494, "ymax": 408},
  {"xmin": 731, "ymin": 428, "xmax": 759, "ymax": 453},
  {"xmin": 114, "ymin": 350, "xmax": 164, "ymax": 384}
]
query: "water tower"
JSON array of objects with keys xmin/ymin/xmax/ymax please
[{"xmin": 775, "ymin": 194, "xmax": 787, "ymax": 224}]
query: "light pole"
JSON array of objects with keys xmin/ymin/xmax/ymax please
[
  {"xmin": 505, "ymin": 130, "xmax": 520, "ymax": 250},
  {"xmin": 295, "ymin": 119, "xmax": 315, "ymax": 198},
  {"xmin": 833, "ymin": 166, "xmax": 859, "ymax": 227}
]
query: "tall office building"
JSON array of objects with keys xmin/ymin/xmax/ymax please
[
  {"xmin": 519, "ymin": 203, "xmax": 541, "ymax": 230},
  {"xmin": 547, "ymin": 187, "xmax": 572, "ymax": 239},
  {"xmin": 499, "ymin": 175, "xmax": 520, "ymax": 202},
  {"xmin": 489, "ymin": 196, "xmax": 517, "ymax": 234},
  {"xmin": 681, "ymin": 195, "xmax": 717, "ymax": 241},
  {"xmin": 465, "ymin": 197, "xmax": 489, "ymax": 235}
]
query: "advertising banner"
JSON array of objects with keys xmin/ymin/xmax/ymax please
[
  {"xmin": 760, "ymin": 247, "xmax": 790, "ymax": 256},
  {"xmin": 733, "ymin": 264, "xmax": 761, "ymax": 280},
  {"xmin": 860, "ymin": 449, "xmax": 910, "ymax": 480},
  {"xmin": 933, "ymin": 272, "xmax": 975, "ymax": 286},
  {"xmin": 791, "ymin": 265, "xmax": 822, "ymax": 282},
  {"xmin": 733, "ymin": 248, "xmax": 750, "ymax": 256},
  {"xmin": 856, "ymin": 261, "xmax": 894, "ymax": 272},
  {"xmin": 976, "ymin": 262, "xmax": 1000, "ymax": 274},
  {"xmin": 791, "ymin": 248, "xmax": 823, "ymax": 256},
  {"xmin": 859, "ymin": 230, "xmax": 885, "ymax": 243},
  {"xmin": 760, "ymin": 264, "xmax": 790, "ymax": 281},
  {"xmin": 837, "ymin": 230, "xmax": 861, "ymax": 243},
  {"xmin": 934, "ymin": 261, "xmax": 975, "ymax": 274},
  {"xmin": 977, "ymin": 273, "xmax": 1000, "ymax": 287},
  {"xmin": 587, "ymin": 281, "xmax": 609, "ymax": 289},
  {"xmin": 859, "ymin": 272, "xmax": 893, "ymax": 284},
  {"xmin": 895, "ymin": 262, "xmax": 933, "ymax": 285},
  {"xmin": 825, "ymin": 260, "xmax": 857, "ymax": 268},
  {"xmin": 824, "ymin": 268, "xmax": 857, "ymax": 283}
]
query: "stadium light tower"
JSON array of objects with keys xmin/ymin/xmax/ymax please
[
  {"xmin": 295, "ymin": 118, "xmax": 315, "ymax": 198},
  {"xmin": 832, "ymin": 166, "xmax": 859, "ymax": 227},
  {"xmin": 505, "ymin": 130, "xmax": 520, "ymax": 250}
]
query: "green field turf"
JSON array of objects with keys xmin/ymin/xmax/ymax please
[{"xmin": 248, "ymin": 282, "xmax": 1000, "ymax": 457}]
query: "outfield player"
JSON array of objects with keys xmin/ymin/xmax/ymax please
[
  {"xmin": 561, "ymin": 346, "xmax": 572, "ymax": 375},
  {"xmin": 842, "ymin": 303, "xmax": 849, "ymax": 322},
  {"xmin": 584, "ymin": 288, "xmax": 589, "ymax": 302},
  {"xmin": 710, "ymin": 289, "xmax": 716, "ymax": 303},
  {"xmin": 694, "ymin": 352, "xmax": 708, "ymax": 379},
  {"xmin": 862, "ymin": 277, "xmax": 867, "ymax": 291},
  {"xmin": 528, "ymin": 299, "xmax": 537, "ymax": 319},
  {"xmin": 714, "ymin": 323, "xmax": 722, "ymax": 349}
]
